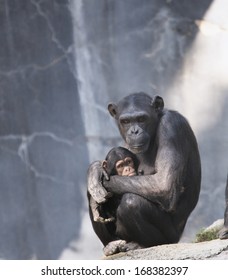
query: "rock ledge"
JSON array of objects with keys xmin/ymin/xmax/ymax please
[{"xmin": 104, "ymin": 239, "xmax": 228, "ymax": 260}]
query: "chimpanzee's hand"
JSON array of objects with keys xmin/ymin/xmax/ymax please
[{"xmin": 87, "ymin": 161, "xmax": 112, "ymax": 204}]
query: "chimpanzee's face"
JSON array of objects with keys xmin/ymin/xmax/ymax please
[
  {"xmin": 115, "ymin": 157, "xmax": 136, "ymax": 176},
  {"xmin": 108, "ymin": 93, "xmax": 164, "ymax": 154}
]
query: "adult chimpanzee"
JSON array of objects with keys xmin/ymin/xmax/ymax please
[
  {"xmin": 87, "ymin": 92, "xmax": 201, "ymax": 256},
  {"xmin": 89, "ymin": 147, "xmax": 139, "ymax": 224},
  {"xmin": 219, "ymin": 176, "xmax": 228, "ymax": 239}
]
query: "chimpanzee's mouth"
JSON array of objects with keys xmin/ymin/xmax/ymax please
[
  {"xmin": 130, "ymin": 144, "xmax": 145, "ymax": 154},
  {"xmin": 128, "ymin": 171, "xmax": 137, "ymax": 176}
]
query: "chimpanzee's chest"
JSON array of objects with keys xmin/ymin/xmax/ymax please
[{"xmin": 138, "ymin": 162, "xmax": 156, "ymax": 175}]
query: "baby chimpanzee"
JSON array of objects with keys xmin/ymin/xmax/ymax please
[{"xmin": 89, "ymin": 147, "xmax": 139, "ymax": 223}]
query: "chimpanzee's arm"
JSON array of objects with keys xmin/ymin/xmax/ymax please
[
  {"xmin": 87, "ymin": 161, "xmax": 112, "ymax": 204},
  {"xmin": 103, "ymin": 110, "xmax": 201, "ymax": 212},
  {"xmin": 103, "ymin": 143, "xmax": 186, "ymax": 212}
]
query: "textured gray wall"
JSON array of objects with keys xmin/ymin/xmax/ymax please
[
  {"xmin": 0, "ymin": 0, "xmax": 87, "ymax": 259},
  {"xmin": 0, "ymin": 0, "xmax": 227, "ymax": 259}
]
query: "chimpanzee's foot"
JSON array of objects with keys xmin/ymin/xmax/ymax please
[
  {"xmin": 103, "ymin": 240, "xmax": 143, "ymax": 256},
  {"xmin": 103, "ymin": 240, "xmax": 127, "ymax": 256},
  {"xmin": 94, "ymin": 215, "xmax": 115, "ymax": 223}
]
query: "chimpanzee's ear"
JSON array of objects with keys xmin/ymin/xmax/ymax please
[
  {"xmin": 102, "ymin": 160, "xmax": 108, "ymax": 170},
  {"xmin": 108, "ymin": 103, "xmax": 118, "ymax": 118},
  {"xmin": 151, "ymin": 95, "xmax": 164, "ymax": 110}
]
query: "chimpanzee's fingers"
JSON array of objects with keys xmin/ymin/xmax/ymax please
[{"xmin": 102, "ymin": 168, "xmax": 110, "ymax": 181}]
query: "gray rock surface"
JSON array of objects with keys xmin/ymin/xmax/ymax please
[{"xmin": 105, "ymin": 239, "xmax": 228, "ymax": 260}]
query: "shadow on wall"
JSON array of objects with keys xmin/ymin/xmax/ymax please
[
  {"xmin": 182, "ymin": 90, "xmax": 228, "ymax": 241},
  {"xmin": 75, "ymin": 0, "xmax": 214, "ymax": 100},
  {"xmin": 198, "ymin": 90, "xmax": 228, "ymax": 224}
]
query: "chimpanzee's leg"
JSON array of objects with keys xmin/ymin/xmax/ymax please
[
  {"xmin": 88, "ymin": 197, "xmax": 117, "ymax": 246},
  {"xmin": 115, "ymin": 193, "xmax": 180, "ymax": 247},
  {"xmin": 219, "ymin": 205, "xmax": 228, "ymax": 239},
  {"xmin": 219, "ymin": 177, "xmax": 228, "ymax": 239}
]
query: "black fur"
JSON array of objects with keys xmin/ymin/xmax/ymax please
[
  {"xmin": 219, "ymin": 176, "xmax": 228, "ymax": 239},
  {"xmin": 88, "ymin": 92, "xmax": 201, "ymax": 253}
]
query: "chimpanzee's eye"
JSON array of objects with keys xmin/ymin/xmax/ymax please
[
  {"xmin": 125, "ymin": 157, "xmax": 133, "ymax": 166},
  {"xmin": 116, "ymin": 161, "xmax": 124, "ymax": 169},
  {"xmin": 120, "ymin": 119, "xmax": 130, "ymax": 125}
]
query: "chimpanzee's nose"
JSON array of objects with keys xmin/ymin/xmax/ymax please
[{"xmin": 131, "ymin": 126, "xmax": 139, "ymax": 135}]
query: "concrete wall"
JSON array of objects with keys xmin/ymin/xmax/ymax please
[{"xmin": 0, "ymin": 0, "xmax": 227, "ymax": 259}]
